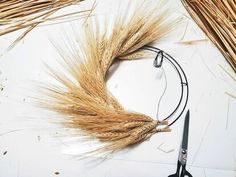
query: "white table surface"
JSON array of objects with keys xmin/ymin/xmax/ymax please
[{"xmin": 0, "ymin": 0, "xmax": 236, "ymax": 177}]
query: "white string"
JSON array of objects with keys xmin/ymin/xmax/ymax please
[{"xmin": 155, "ymin": 66, "xmax": 168, "ymax": 120}]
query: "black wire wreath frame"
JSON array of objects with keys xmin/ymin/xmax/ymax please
[{"xmin": 142, "ymin": 45, "xmax": 189, "ymax": 126}]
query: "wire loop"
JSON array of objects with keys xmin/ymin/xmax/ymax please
[{"xmin": 153, "ymin": 50, "xmax": 164, "ymax": 68}]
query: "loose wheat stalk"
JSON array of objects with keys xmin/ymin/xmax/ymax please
[
  {"xmin": 40, "ymin": 0, "xmax": 178, "ymax": 154},
  {"xmin": 0, "ymin": 0, "xmax": 93, "ymax": 48},
  {"xmin": 181, "ymin": 0, "xmax": 236, "ymax": 72}
]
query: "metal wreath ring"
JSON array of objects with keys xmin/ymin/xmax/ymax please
[{"xmin": 142, "ymin": 45, "xmax": 189, "ymax": 126}]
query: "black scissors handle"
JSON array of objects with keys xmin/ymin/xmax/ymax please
[
  {"xmin": 168, "ymin": 161, "xmax": 193, "ymax": 177},
  {"xmin": 168, "ymin": 160, "xmax": 181, "ymax": 177},
  {"xmin": 180, "ymin": 164, "xmax": 192, "ymax": 177}
]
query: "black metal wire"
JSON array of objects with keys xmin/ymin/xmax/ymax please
[{"xmin": 142, "ymin": 45, "xmax": 189, "ymax": 126}]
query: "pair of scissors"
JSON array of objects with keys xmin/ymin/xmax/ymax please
[{"xmin": 168, "ymin": 110, "xmax": 193, "ymax": 177}]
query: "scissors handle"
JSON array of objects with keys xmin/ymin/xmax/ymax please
[
  {"xmin": 168, "ymin": 161, "xmax": 193, "ymax": 177},
  {"xmin": 180, "ymin": 164, "xmax": 193, "ymax": 177},
  {"xmin": 168, "ymin": 161, "xmax": 181, "ymax": 177}
]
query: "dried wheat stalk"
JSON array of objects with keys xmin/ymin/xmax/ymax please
[
  {"xmin": 41, "ymin": 0, "xmax": 178, "ymax": 154},
  {"xmin": 181, "ymin": 0, "xmax": 236, "ymax": 72},
  {"xmin": 0, "ymin": 0, "xmax": 92, "ymax": 48}
]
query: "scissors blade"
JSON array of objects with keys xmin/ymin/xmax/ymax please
[{"xmin": 182, "ymin": 110, "xmax": 190, "ymax": 150}]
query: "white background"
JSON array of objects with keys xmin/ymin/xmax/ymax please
[{"xmin": 0, "ymin": 0, "xmax": 236, "ymax": 177}]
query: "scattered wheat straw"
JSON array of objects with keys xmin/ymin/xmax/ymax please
[{"xmin": 176, "ymin": 39, "xmax": 208, "ymax": 45}]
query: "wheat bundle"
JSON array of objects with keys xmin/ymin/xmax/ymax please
[
  {"xmin": 41, "ymin": 0, "xmax": 178, "ymax": 153},
  {"xmin": 0, "ymin": 0, "xmax": 92, "ymax": 48},
  {"xmin": 181, "ymin": 0, "xmax": 236, "ymax": 72}
]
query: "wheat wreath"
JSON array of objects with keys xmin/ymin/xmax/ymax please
[{"xmin": 40, "ymin": 0, "xmax": 182, "ymax": 154}]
